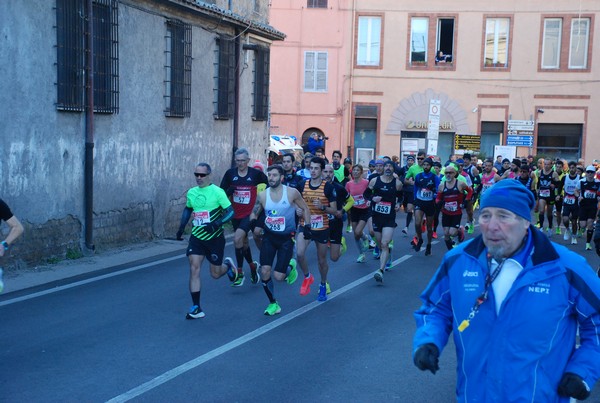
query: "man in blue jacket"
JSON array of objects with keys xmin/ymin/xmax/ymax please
[{"xmin": 413, "ymin": 179, "xmax": 600, "ymax": 402}]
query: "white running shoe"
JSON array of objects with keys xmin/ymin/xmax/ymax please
[
  {"xmin": 571, "ymin": 237, "xmax": 577, "ymax": 245},
  {"xmin": 563, "ymin": 230, "xmax": 570, "ymax": 241}
]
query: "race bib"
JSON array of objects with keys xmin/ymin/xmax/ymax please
[
  {"xmin": 233, "ymin": 190, "xmax": 251, "ymax": 204},
  {"xmin": 354, "ymin": 194, "xmax": 366, "ymax": 206},
  {"xmin": 444, "ymin": 201, "xmax": 458, "ymax": 212},
  {"xmin": 374, "ymin": 201, "xmax": 392, "ymax": 214},
  {"xmin": 419, "ymin": 189, "xmax": 434, "ymax": 200},
  {"xmin": 584, "ymin": 190, "xmax": 597, "ymax": 199},
  {"xmin": 482, "ymin": 183, "xmax": 492, "ymax": 193},
  {"xmin": 192, "ymin": 211, "xmax": 210, "ymax": 226},
  {"xmin": 310, "ymin": 215, "xmax": 324, "ymax": 229},
  {"xmin": 265, "ymin": 216, "xmax": 285, "ymax": 232},
  {"xmin": 539, "ymin": 189, "xmax": 550, "ymax": 198},
  {"xmin": 564, "ymin": 195, "xmax": 576, "ymax": 205}
]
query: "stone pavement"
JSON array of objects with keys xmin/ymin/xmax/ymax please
[{"xmin": 2, "ymin": 238, "xmax": 189, "ymax": 295}]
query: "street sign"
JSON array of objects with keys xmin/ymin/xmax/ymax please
[
  {"xmin": 506, "ymin": 135, "xmax": 534, "ymax": 146},
  {"xmin": 454, "ymin": 134, "xmax": 481, "ymax": 151},
  {"xmin": 507, "ymin": 119, "xmax": 534, "ymax": 127}
]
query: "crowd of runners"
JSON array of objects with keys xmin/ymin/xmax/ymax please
[{"xmin": 177, "ymin": 147, "xmax": 600, "ymax": 318}]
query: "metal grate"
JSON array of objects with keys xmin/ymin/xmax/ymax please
[
  {"xmin": 55, "ymin": 0, "xmax": 119, "ymax": 113},
  {"xmin": 307, "ymin": 0, "xmax": 327, "ymax": 8},
  {"xmin": 253, "ymin": 46, "xmax": 269, "ymax": 121},
  {"xmin": 164, "ymin": 19, "xmax": 192, "ymax": 118},
  {"xmin": 213, "ymin": 35, "xmax": 235, "ymax": 119}
]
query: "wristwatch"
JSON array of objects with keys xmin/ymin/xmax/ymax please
[{"xmin": 1, "ymin": 241, "xmax": 8, "ymax": 250}]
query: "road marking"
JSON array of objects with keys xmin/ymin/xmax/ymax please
[{"xmin": 106, "ymin": 254, "xmax": 414, "ymax": 403}]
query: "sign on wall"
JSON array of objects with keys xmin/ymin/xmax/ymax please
[{"xmin": 454, "ymin": 134, "xmax": 481, "ymax": 151}]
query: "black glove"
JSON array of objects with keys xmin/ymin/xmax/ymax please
[
  {"xmin": 203, "ymin": 222, "xmax": 219, "ymax": 233},
  {"xmin": 558, "ymin": 372, "xmax": 590, "ymax": 400},
  {"xmin": 303, "ymin": 224, "xmax": 312, "ymax": 240},
  {"xmin": 176, "ymin": 229, "xmax": 184, "ymax": 241},
  {"xmin": 414, "ymin": 343, "xmax": 440, "ymax": 374}
]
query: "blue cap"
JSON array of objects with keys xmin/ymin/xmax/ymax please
[
  {"xmin": 375, "ymin": 159, "xmax": 385, "ymax": 165},
  {"xmin": 369, "ymin": 159, "xmax": 376, "ymax": 166},
  {"xmin": 456, "ymin": 159, "xmax": 464, "ymax": 164},
  {"xmin": 480, "ymin": 180, "xmax": 535, "ymax": 221}
]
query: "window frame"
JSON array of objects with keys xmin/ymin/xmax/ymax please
[
  {"xmin": 307, "ymin": 0, "xmax": 327, "ymax": 8},
  {"xmin": 303, "ymin": 51, "xmax": 328, "ymax": 93},
  {"xmin": 252, "ymin": 46, "xmax": 270, "ymax": 121},
  {"xmin": 481, "ymin": 15, "xmax": 512, "ymax": 71},
  {"xmin": 406, "ymin": 14, "xmax": 457, "ymax": 71},
  {"xmin": 409, "ymin": 17, "xmax": 429, "ymax": 65},
  {"xmin": 538, "ymin": 14, "xmax": 594, "ymax": 73},
  {"xmin": 569, "ymin": 17, "xmax": 590, "ymax": 69},
  {"xmin": 213, "ymin": 35, "xmax": 235, "ymax": 120},
  {"xmin": 355, "ymin": 14, "xmax": 383, "ymax": 68},
  {"xmin": 164, "ymin": 19, "xmax": 192, "ymax": 118},
  {"xmin": 541, "ymin": 18, "xmax": 562, "ymax": 69}
]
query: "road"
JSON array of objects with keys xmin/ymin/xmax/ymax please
[{"xmin": 1, "ymin": 216, "xmax": 599, "ymax": 402}]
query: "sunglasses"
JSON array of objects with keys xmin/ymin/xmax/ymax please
[
  {"xmin": 194, "ymin": 172, "xmax": 209, "ymax": 178},
  {"xmin": 417, "ymin": 157, "xmax": 424, "ymax": 160}
]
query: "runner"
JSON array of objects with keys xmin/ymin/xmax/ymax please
[
  {"xmin": 576, "ymin": 165, "xmax": 600, "ymax": 250},
  {"xmin": 435, "ymin": 164, "xmax": 471, "ymax": 250},
  {"xmin": 412, "ymin": 158, "xmax": 440, "ymax": 256},
  {"xmin": 365, "ymin": 160, "xmax": 403, "ymax": 282},
  {"xmin": 220, "ymin": 148, "xmax": 268, "ymax": 285},
  {"xmin": 323, "ymin": 164, "xmax": 353, "ymax": 267},
  {"xmin": 249, "ymin": 165, "xmax": 312, "ymax": 316},
  {"xmin": 181, "ymin": 163, "xmax": 236, "ymax": 319},
  {"xmin": 535, "ymin": 158, "xmax": 560, "ymax": 236},
  {"xmin": 461, "ymin": 153, "xmax": 479, "ymax": 233},
  {"xmin": 554, "ymin": 158, "xmax": 566, "ymax": 235},
  {"xmin": 295, "ymin": 157, "xmax": 337, "ymax": 301},
  {"xmin": 397, "ymin": 155, "xmax": 415, "ymax": 236},
  {"xmin": 479, "ymin": 158, "xmax": 501, "ymax": 196},
  {"xmin": 561, "ymin": 161, "xmax": 580, "ymax": 244},
  {"xmin": 345, "ymin": 164, "xmax": 371, "ymax": 263},
  {"xmin": 0, "ymin": 198, "xmax": 24, "ymax": 293}
]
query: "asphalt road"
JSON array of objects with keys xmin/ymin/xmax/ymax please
[{"xmin": 1, "ymin": 216, "xmax": 599, "ymax": 402}]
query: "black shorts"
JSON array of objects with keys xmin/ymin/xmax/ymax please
[
  {"xmin": 232, "ymin": 216, "xmax": 251, "ymax": 232},
  {"xmin": 371, "ymin": 213, "xmax": 397, "ymax": 232},
  {"xmin": 579, "ymin": 204, "xmax": 598, "ymax": 221},
  {"xmin": 329, "ymin": 217, "xmax": 343, "ymax": 244},
  {"xmin": 299, "ymin": 226, "xmax": 330, "ymax": 244},
  {"xmin": 414, "ymin": 199, "xmax": 436, "ymax": 217},
  {"xmin": 403, "ymin": 190, "xmax": 414, "ymax": 207},
  {"xmin": 350, "ymin": 207, "xmax": 370, "ymax": 223},
  {"xmin": 260, "ymin": 233, "xmax": 295, "ymax": 274},
  {"xmin": 186, "ymin": 234, "xmax": 226, "ymax": 265},
  {"xmin": 538, "ymin": 195, "xmax": 555, "ymax": 205},
  {"xmin": 255, "ymin": 211, "xmax": 265, "ymax": 230},
  {"xmin": 442, "ymin": 213, "xmax": 462, "ymax": 228},
  {"xmin": 562, "ymin": 203, "xmax": 579, "ymax": 219}
]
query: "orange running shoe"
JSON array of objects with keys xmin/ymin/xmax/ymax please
[{"xmin": 300, "ymin": 274, "xmax": 314, "ymax": 296}]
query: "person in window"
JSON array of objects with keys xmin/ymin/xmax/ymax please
[{"xmin": 435, "ymin": 50, "xmax": 451, "ymax": 64}]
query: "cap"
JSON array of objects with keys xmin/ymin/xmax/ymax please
[
  {"xmin": 406, "ymin": 155, "xmax": 415, "ymax": 161},
  {"xmin": 304, "ymin": 152, "xmax": 314, "ymax": 160},
  {"xmin": 252, "ymin": 160, "xmax": 265, "ymax": 172},
  {"xmin": 455, "ymin": 159, "xmax": 464, "ymax": 164},
  {"xmin": 422, "ymin": 157, "xmax": 434, "ymax": 166},
  {"xmin": 344, "ymin": 157, "xmax": 352, "ymax": 164},
  {"xmin": 586, "ymin": 165, "xmax": 596, "ymax": 173},
  {"xmin": 375, "ymin": 159, "xmax": 385, "ymax": 165},
  {"xmin": 502, "ymin": 158, "xmax": 510, "ymax": 164},
  {"xmin": 369, "ymin": 159, "xmax": 376, "ymax": 166},
  {"xmin": 480, "ymin": 180, "xmax": 535, "ymax": 221}
]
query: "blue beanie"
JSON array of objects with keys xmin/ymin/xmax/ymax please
[{"xmin": 480, "ymin": 180, "xmax": 535, "ymax": 221}]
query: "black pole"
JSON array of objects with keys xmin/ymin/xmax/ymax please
[
  {"xmin": 232, "ymin": 29, "xmax": 240, "ymax": 166},
  {"xmin": 84, "ymin": 0, "xmax": 95, "ymax": 251}
]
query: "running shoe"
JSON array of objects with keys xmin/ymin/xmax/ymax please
[
  {"xmin": 373, "ymin": 246, "xmax": 381, "ymax": 259},
  {"xmin": 536, "ymin": 222, "xmax": 542, "ymax": 229},
  {"xmin": 232, "ymin": 269, "xmax": 245, "ymax": 287},
  {"xmin": 414, "ymin": 238, "xmax": 423, "ymax": 252},
  {"xmin": 402, "ymin": 227, "xmax": 408, "ymax": 236},
  {"xmin": 286, "ymin": 258, "xmax": 298, "ymax": 285},
  {"xmin": 571, "ymin": 237, "xmax": 578, "ymax": 245},
  {"xmin": 369, "ymin": 239, "xmax": 376, "ymax": 249},
  {"xmin": 224, "ymin": 257, "xmax": 237, "ymax": 283},
  {"xmin": 0, "ymin": 268, "xmax": 4, "ymax": 293},
  {"xmin": 362, "ymin": 238, "xmax": 370, "ymax": 251},
  {"xmin": 385, "ymin": 255, "xmax": 392, "ymax": 271},
  {"xmin": 464, "ymin": 222, "xmax": 470, "ymax": 232},
  {"xmin": 317, "ymin": 283, "xmax": 327, "ymax": 301},
  {"xmin": 356, "ymin": 253, "xmax": 366, "ymax": 263},
  {"xmin": 264, "ymin": 302, "xmax": 282, "ymax": 316},
  {"xmin": 425, "ymin": 243, "xmax": 432, "ymax": 256},
  {"xmin": 467, "ymin": 223, "xmax": 474, "ymax": 234},
  {"xmin": 300, "ymin": 274, "xmax": 314, "ymax": 296},
  {"xmin": 374, "ymin": 269, "xmax": 383, "ymax": 283},
  {"xmin": 326, "ymin": 282, "xmax": 331, "ymax": 294},
  {"xmin": 389, "ymin": 240, "xmax": 394, "ymax": 250},
  {"xmin": 563, "ymin": 230, "xmax": 570, "ymax": 241},
  {"xmin": 546, "ymin": 228, "xmax": 552, "ymax": 237},
  {"xmin": 250, "ymin": 260, "xmax": 260, "ymax": 284},
  {"xmin": 586, "ymin": 243, "xmax": 592, "ymax": 251},
  {"xmin": 346, "ymin": 224, "xmax": 353, "ymax": 233},
  {"xmin": 458, "ymin": 226, "xmax": 465, "ymax": 243},
  {"xmin": 186, "ymin": 305, "xmax": 205, "ymax": 319},
  {"xmin": 432, "ymin": 231, "xmax": 438, "ymax": 239},
  {"xmin": 555, "ymin": 227, "xmax": 561, "ymax": 235},
  {"xmin": 341, "ymin": 237, "xmax": 347, "ymax": 255},
  {"xmin": 410, "ymin": 236, "xmax": 418, "ymax": 246}
]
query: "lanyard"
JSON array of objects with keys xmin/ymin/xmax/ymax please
[{"xmin": 458, "ymin": 255, "xmax": 506, "ymax": 333}]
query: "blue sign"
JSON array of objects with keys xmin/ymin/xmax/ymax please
[{"xmin": 506, "ymin": 135, "xmax": 533, "ymax": 146}]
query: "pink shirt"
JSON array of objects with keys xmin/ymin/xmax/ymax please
[{"xmin": 346, "ymin": 179, "xmax": 370, "ymax": 209}]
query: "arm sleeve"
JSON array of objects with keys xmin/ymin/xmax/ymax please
[
  {"xmin": 343, "ymin": 195, "xmax": 354, "ymax": 212},
  {"xmin": 178, "ymin": 207, "xmax": 192, "ymax": 232}
]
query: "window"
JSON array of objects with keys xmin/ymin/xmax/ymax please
[
  {"xmin": 56, "ymin": 0, "xmax": 119, "ymax": 113},
  {"xmin": 484, "ymin": 18, "xmax": 510, "ymax": 67},
  {"xmin": 410, "ymin": 18, "xmax": 428, "ymax": 63},
  {"xmin": 569, "ymin": 18, "xmax": 590, "ymax": 69},
  {"xmin": 307, "ymin": 0, "xmax": 327, "ymax": 8},
  {"xmin": 541, "ymin": 18, "xmax": 562, "ymax": 69},
  {"xmin": 357, "ymin": 16, "xmax": 381, "ymax": 66},
  {"xmin": 253, "ymin": 47, "xmax": 270, "ymax": 121},
  {"xmin": 304, "ymin": 51, "xmax": 327, "ymax": 92},
  {"xmin": 214, "ymin": 35, "xmax": 235, "ymax": 119},
  {"xmin": 164, "ymin": 20, "xmax": 192, "ymax": 118},
  {"xmin": 436, "ymin": 18, "xmax": 455, "ymax": 63}
]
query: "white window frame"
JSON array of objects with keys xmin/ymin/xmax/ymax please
[
  {"xmin": 357, "ymin": 16, "xmax": 381, "ymax": 66},
  {"xmin": 569, "ymin": 17, "xmax": 590, "ymax": 69},
  {"xmin": 484, "ymin": 18, "xmax": 509, "ymax": 66},
  {"xmin": 436, "ymin": 18, "xmax": 455, "ymax": 60},
  {"xmin": 304, "ymin": 51, "xmax": 328, "ymax": 92},
  {"xmin": 541, "ymin": 18, "xmax": 562, "ymax": 69},
  {"xmin": 410, "ymin": 17, "xmax": 428, "ymax": 63}
]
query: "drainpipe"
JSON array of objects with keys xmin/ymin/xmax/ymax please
[
  {"xmin": 232, "ymin": 29, "xmax": 241, "ymax": 165},
  {"xmin": 84, "ymin": 0, "xmax": 95, "ymax": 251}
]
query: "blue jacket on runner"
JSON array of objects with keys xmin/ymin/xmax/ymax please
[{"xmin": 413, "ymin": 226, "xmax": 600, "ymax": 402}]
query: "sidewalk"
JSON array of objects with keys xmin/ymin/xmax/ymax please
[{"xmin": 2, "ymin": 238, "xmax": 188, "ymax": 295}]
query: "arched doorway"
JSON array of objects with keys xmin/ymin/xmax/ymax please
[{"xmin": 301, "ymin": 127, "xmax": 326, "ymax": 151}]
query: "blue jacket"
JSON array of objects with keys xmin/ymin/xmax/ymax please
[
  {"xmin": 414, "ymin": 226, "xmax": 600, "ymax": 402},
  {"xmin": 307, "ymin": 137, "xmax": 324, "ymax": 154}
]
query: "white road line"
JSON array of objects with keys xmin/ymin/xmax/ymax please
[{"xmin": 106, "ymin": 254, "xmax": 414, "ymax": 403}]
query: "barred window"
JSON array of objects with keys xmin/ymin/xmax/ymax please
[
  {"xmin": 164, "ymin": 20, "xmax": 192, "ymax": 118},
  {"xmin": 253, "ymin": 47, "xmax": 270, "ymax": 121},
  {"xmin": 56, "ymin": 0, "xmax": 119, "ymax": 113},
  {"xmin": 308, "ymin": 0, "xmax": 327, "ymax": 8},
  {"xmin": 213, "ymin": 35, "xmax": 235, "ymax": 119}
]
